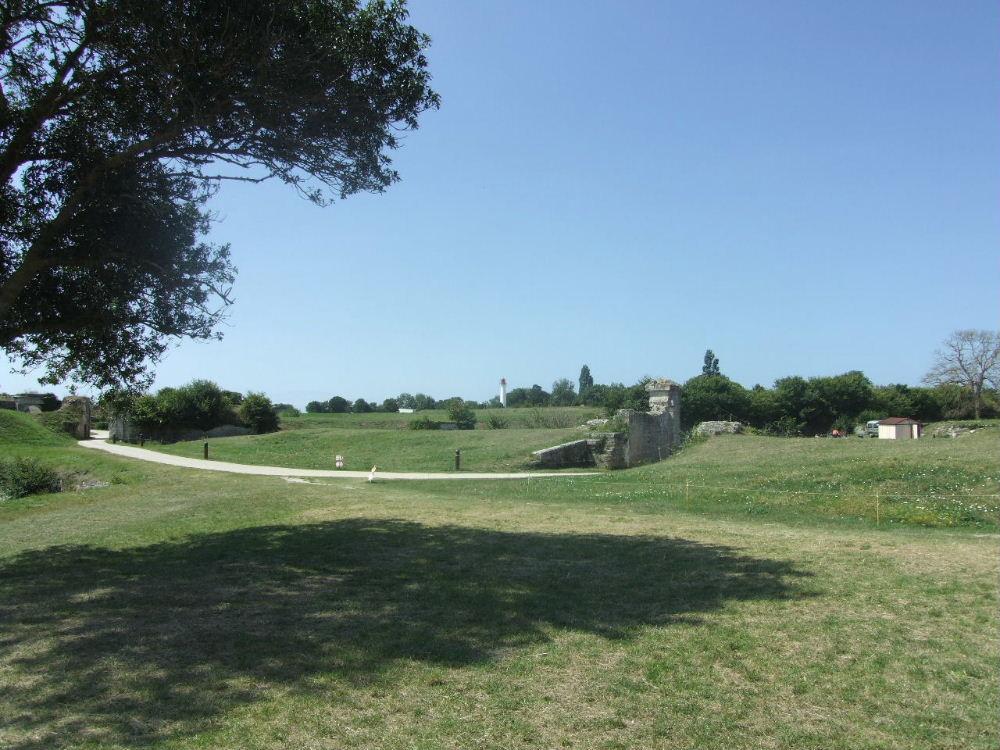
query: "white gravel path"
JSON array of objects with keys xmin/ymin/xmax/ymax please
[{"xmin": 78, "ymin": 439, "xmax": 598, "ymax": 481}]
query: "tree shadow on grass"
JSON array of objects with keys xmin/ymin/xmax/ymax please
[{"xmin": 0, "ymin": 519, "xmax": 813, "ymax": 748}]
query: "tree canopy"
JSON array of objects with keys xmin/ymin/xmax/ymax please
[
  {"xmin": 923, "ymin": 330, "xmax": 1000, "ymax": 419},
  {"xmin": 702, "ymin": 349, "xmax": 720, "ymax": 376},
  {"xmin": 0, "ymin": 0, "xmax": 438, "ymax": 387}
]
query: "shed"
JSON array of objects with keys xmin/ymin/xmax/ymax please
[{"xmin": 878, "ymin": 417, "xmax": 922, "ymax": 440}]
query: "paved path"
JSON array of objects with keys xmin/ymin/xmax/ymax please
[{"xmin": 78, "ymin": 439, "xmax": 598, "ymax": 481}]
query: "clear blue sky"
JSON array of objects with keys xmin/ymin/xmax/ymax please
[{"xmin": 3, "ymin": 0, "xmax": 998, "ymax": 405}]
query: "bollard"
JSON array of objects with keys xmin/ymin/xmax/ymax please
[
  {"xmin": 455, "ymin": 449, "xmax": 461, "ymax": 471},
  {"xmin": 203, "ymin": 442, "xmax": 209, "ymax": 460}
]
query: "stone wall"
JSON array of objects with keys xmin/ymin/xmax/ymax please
[
  {"xmin": 623, "ymin": 409, "xmax": 677, "ymax": 466},
  {"xmin": 530, "ymin": 377, "xmax": 681, "ymax": 470}
]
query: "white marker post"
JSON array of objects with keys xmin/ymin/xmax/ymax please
[{"xmin": 499, "ymin": 377, "xmax": 507, "ymax": 408}]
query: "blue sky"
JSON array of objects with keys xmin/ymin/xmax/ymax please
[{"xmin": 3, "ymin": 0, "xmax": 998, "ymax": 405}]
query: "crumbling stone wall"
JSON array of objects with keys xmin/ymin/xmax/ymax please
[{"xmin": 530, "ymin": 378, "xmax": 681, "ymax": 470}]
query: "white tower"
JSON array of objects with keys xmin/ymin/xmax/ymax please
[{"xmin": 499, "ymin": 377, "xmax": 507, "ymax": 408}]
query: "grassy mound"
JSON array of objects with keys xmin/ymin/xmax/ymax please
[
  {"xmin": 152, "ymin": 426, "xmax": 582, "ymax": 472},
  {"xmin": 0, "ymin": 409, "xmax": 71, "ymax": 447},
  {"xmin": 279, "ymin": 406, "xmax": 603, "ymax": 431}
]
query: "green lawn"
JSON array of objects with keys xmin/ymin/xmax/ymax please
[
  {"xmin": 150, "ymin": 425, "xmax": 582, "ymax": 472},
  {"xmin": 279, "ymin": 405, "xmax": 604, "ymax": 431},
  {"xmin": 1, "ymin": 410, "xmax": 997, "ymax": 749}
]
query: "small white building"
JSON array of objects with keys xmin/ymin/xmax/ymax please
[{"xmin": 878, "ymin": 417, "xmax": 922, "ymax": 440}]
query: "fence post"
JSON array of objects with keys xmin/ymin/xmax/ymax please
[
  {"xmin": 455, "ymin": 449, "xmax": 461, "ymax": 471},
  {"xmin": 875, "ymin": 488, "xmax": 880, "ymax": 526},
  {"xmin": 203, "ymin": 442, "xmax": 209, "ymax": 460},
  {"xmin": 685, "ymin": 479, "xmax": 690, "ymax": 505}
]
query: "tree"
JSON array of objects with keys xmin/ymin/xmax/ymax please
[
  {"xmin": 923, "ymin": 330, "xmax": 1000, "ymax": 419},
  {"xmin": 305, "ymin": 401, "xmax": 329, "ymax": 414},
  {"xmin": 0, "ymin": 0, "xmax": 438, "ymax": 388},
  {"xmin": 381, "ymin": 398, "xmax": 399, "ymax": 413},
  {"xmin": 396, "ymin": 393, "xmax": 416, "ymax": 409},
  {"xmin": 680, "ymin": 375, "xmax": 750, "ymax": 429},
  {"xmin": 446, "ymin": 398, "xmax": 476, "ymax": 430},
  {"xmin": 506, "ymin": 385, "xmax": 550, "ymax": 408},
  {"xmin": 351, "ymin": 398, "xmax": 373, "ymax": 414},
  {"xmin": 702, "ymin": 350, "xmax": 721, "ymax": 376},
  {"xmin": 238, "ymin": 392, "xmax": 279, "ymax": 434},
  {"xmin": 578, "ymin": 365, "xmax": 594, "ymax": 398},
  {"xmin": 327, "ymin": 396, "xmax": 350, "ymax": 413},
  {"xmin": 412, "ymin": 393, "xmax": 436, "ymax": 411},
  {"xmin": 550, "ymin": 378, "xmax": 576, "ymax": 406}
]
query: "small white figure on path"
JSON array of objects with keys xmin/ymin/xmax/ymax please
[{"xmin": 368, "ymin": 465, "xmax": 377, "ymax": 483}]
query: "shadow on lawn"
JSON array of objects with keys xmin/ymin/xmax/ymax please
[{"xmin": 0, "ymin": 519, "xmax": 813, "ymax": 748}]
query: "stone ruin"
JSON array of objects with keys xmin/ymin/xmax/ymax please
[
  {"xmin": 531, "ymin": 378, "xmax": 681, "ymax": 470},
  {"xmin": 59, "ymin": 396, "xmax": 93, "ymax": 439}
]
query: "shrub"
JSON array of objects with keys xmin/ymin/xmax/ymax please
[
  {"xmin": 446, "ymin": 398, "xmax": 477, "ymax": 430},
  {"xmin": 0, "ymin": 458, "xmax": 61, "ymax": 500},
  {"xmin": 352, "ymin": 398, "xmax": 374, "ymax": 413},
  {"xmin": 763, "ymin": 416, "xmax": 803, "ymax": 437},
  {"xmin": 409, "ymin": 416, "xmax": 441, "ymax": 430},
  {"xmin": 239, "ymin": 392, "xmax": 280, "ymax": 434},
  {"xmin": 273, "ymin": 403, "xmax": 300, "ymax": 416},
  {"xmin": 328, "ymin": 396, "xmax": 351, "ymax": 413},
  {"xmin": 381, "ymin": 398, "xmax": 399, "ymax": 413},
  {"xmin": 485, "ymin": 413, "xmax": 509, "ymax": 429}
]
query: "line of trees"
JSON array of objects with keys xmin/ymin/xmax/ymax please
[{"xmin": 108, "ymin": 380, "xmax": 279, "ymax": 435}]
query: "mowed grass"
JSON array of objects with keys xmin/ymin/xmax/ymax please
[
  {"xmin": 150, "ymin": 425, "xmax": 582, "ymax": 472},
  {"xmin": 279, "ymin": 405, "xmax": 604, "ymax": 431},
  {"xmin": 0, "ymin": 422, "xmax": 996, "ymax": 750},
  {"xmin": 148, "ymin": 412, "xmax": 1000, "ymax": 527},
  {"xmin": 1, "ymin": 413, "xmax": 998, "ymax": 748},
  {"xmin": 443, "ymin": 429, "xmax": 1000, "ymax": 530}
]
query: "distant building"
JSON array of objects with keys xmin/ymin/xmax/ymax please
[{"xmin": 878, "ymin": 417, "xmax": 923, "ymax": 440}]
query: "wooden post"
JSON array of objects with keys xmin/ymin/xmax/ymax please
[
  {"xmin": 455, "ymin": 449, "xmax": 461, "ymax": 471},
  {"xmin": 203, "ymin": 442, "xmax": 209, "ymax": 460},
  {"xmin": 875, "ymin": 488, "xmax": 880, "ymax": 526}
]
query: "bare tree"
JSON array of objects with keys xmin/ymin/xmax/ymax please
[{"xmin": 923, "ymin": 330, "xmax": 1000, "ymax": 419}]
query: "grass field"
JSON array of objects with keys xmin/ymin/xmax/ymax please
[
  {"xmin": 1, "ymin": 410, "xmax": 997, "ymax": 749},
  {"xmin": 279, "ymin": 405, "xmax": 604, "ymax": 431},
  {"xmin": 151, "ymin": 425, "xmax": 581, "ymax": 472},
  {"xmin": 147, "ymin": 413, "xmax": 1000, "ymax": 527}
]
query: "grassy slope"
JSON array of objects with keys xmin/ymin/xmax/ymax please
[
  {"xmin": 0, "ymin": 408, "xmax": 70, "ymax": 445},
  {"xmin": 150, "ymin": 426, "xmax": 584, "ymax": 472},
  {"xmin": 280, "ymin": 405, "xmax": 604, "ymax": 431},
  {"xmin": 450, "ymin": 430, "xmax": 1000, "ymax": 529},
  {"xmin": 0, "ymin": 447, "xmax": 995, "ymax": 750}
]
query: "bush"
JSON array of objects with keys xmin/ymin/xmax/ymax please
[
  {"xmin": 239, "ymin": 392, "xmax": 280, "ymax": 434},
  {"xmin": 273, "ymin": 403, "xmax": 300, "ymax": 416},
  {"xmin": 0, "ymin": 458, "xmax": 61, "ymax": 500},
  {"xmin": 409, "ymin": 416, "xmax": 440, "ymax": 430},
  {"xmin": 328, "ymin": 396, "xmax": 351, "ymax": 413},
  {"xmin": 485, "ymin": 413, "xmax": 509, "ymax": 429},
  {"xmin": 446, "ymin": 398, "xmax": 477, "ymax": 430},
  {"xmin": 763, "ymin": 416, "xmax": 803, "ymax": 437}
]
